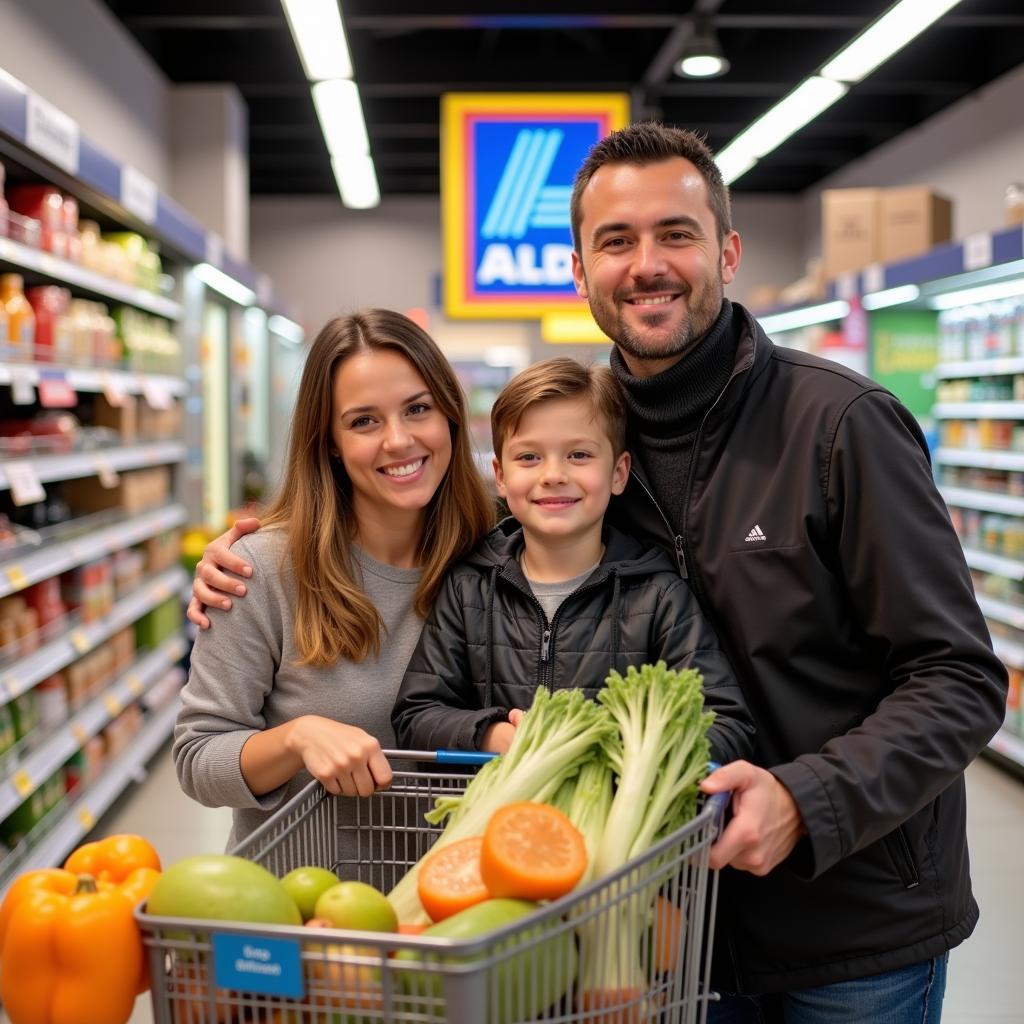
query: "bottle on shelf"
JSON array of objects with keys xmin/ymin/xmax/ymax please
[{"xmin": 1, "ymin": 273, "xmax": 36, "ymax": 355}]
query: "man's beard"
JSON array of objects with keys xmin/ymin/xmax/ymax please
[{"xmin": 587, "ymin": 275, "xmax": 723, "ymax": 365}]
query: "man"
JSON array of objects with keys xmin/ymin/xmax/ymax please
[{"xmin": 571, "ymin": 121, "xmax": 1007, "ymax": 1021}]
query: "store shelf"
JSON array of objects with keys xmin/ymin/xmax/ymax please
[
  {"xmin": 0, "ymin": 235, "xmax": 182, "ymax": 320},
  {"xmin": 961, "ymin": 547, "xmax": 1024, "ymax": 581},
  {"xmin": 0, "ymin": 361, "xmax": 186, "ymax": 399},
  {"xmin": 0, "ymin": 695, "xmax": 181, "ymax": 893},
  {"xmin": 933, "ymin": 402, "xmax": 1024, "ymax": 419},
  {"xmin": 988, "ymin": 727, "xmax": 1024, "ymax": 773},
  {"xmin": 992, "ymin": 636, "xmax": 1024, "ymax": 669},
  {"xmin": 977, "ymin": 594, "xmax": 1024, "ymax": 631},
  {"xmin": 940, "ymin": 486, "xmax": 1024, "ymax": 517},
  {"xmin": 0, "ymin": 441, "xmax": 186, "ymax": 491},
  {"xmin": 0, "ymin": 503, "xmax": 187, "ymax": 598},
  {"xmin": 0, "ymin": 635, "xmax": 185, "ymax": 821},
  {"xmin": 935, "ymin": 448, "xmax": 1024, "ymax": 472},
  {"xmin": 935, "ymin": 357, "xmax": 1024, "ymax": 380},
  {"xmin": 0, "ymin": 566, "xmax": 187, "ymax": 704}
]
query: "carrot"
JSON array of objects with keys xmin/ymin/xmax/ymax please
[
  {"xmin": 480, "ymin": 801, "xmax": 587, "ymax": 901},
  {"xmin": 653, "ymin": 895, "xmax": 686, "ymax": 973},
  {"xmin": 416, "ymin": 835, "xmax": 490, "ymax": 922}
]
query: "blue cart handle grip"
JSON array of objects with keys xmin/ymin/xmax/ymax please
[
  {"xmin": 381, "ymin": 749, "xmax": 498, "ymax": 766},
  {"xmin": 704, "ymin": 761, "xmax": 732, "ymax": 839}
]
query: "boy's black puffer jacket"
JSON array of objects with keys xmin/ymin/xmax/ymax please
[{"xmin": 391, "ymin": 518, "xmax": 753, "ymax": 764}]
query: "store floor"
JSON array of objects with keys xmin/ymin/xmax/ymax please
[{"xmin": 17, "ymin": 752, "xmax": 1023, "ymax": 1023}]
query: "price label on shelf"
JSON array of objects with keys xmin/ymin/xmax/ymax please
[
  {"xmin": 121, "ymin": 166, "xmax": 159, "ymax": 225},
  {"xmin": 71, "ymin": 723, "xmax": 89, "ymax": 745},
  {"xmin": 5, "ymin": 462, "xmax": 46, "ymax": 507},
  {"xmin": 77, "ymin": 807, "xmax": 96, "ymax": 832},
  {"xmin": 5, "ymin": 565, "xmax": 28, "ymax": 591},
  {"xmin": 95, "ymin": 457, "xmax": 120, "ymax": 490},
  {"xmin": 963, "ymin": 232, "xmax": 993, "ymax": 271},
  {"xmin": 101, "ymin": 372, "xmax": 129, "ymax": 409},
  {"xmin": 142, "ymin": 378, "xmax": 174, "ymax": 410},
  {"xmin": 70, "ymin": 630, "xmax": 92, "ymax": 654},
  {"xmin": 38, "ymin": 372, "xmax": 77, "ymax": 409},
  {"xmin": 26, "ymin": 92, "xmax": 80, "ymax": 175},
  {"xmin": 104, "ymin": 694, "xmax": 123, "ymax": 717},
  {"xmin": 12, "ymin": 771, "xmax": 34, "ymax": 798},
  {"xmin": 126, "ymin": 675, "xmax": 144, "ymax": 698},
  {"xmin": 10, "ymin": 367, "xmax": 36, "ymax": 406}
]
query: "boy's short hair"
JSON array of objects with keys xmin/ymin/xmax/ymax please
[{"xmin": 491, "ymin": 358, "xmax": 628, "ymax": 459}]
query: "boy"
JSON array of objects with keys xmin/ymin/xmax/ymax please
[{"xmin": 392, "ymin": 358, "xmax": 752, "ymax": 763}]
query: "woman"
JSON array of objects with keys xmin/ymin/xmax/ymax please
[{"xmin": 174, "ymin": 310, "xmax": 494, "ymax": 850}]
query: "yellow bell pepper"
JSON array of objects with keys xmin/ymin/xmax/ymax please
[{"xmin": 0, "ymin": 874, "xmax": 143, "ymax": 1024}]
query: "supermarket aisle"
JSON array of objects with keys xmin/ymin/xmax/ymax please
[{"xmin": 53, "ymin": 752, "xmax": 1024, "ymax": 1023}]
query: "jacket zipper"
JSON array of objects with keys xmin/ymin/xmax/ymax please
[
  {"xmin": 541, "ymin": 573, "xmax": 615, "ymax": 688},
  {"xmin": 630, "ymin": 472, "xmax": 688, "ymax": 580},
  {"xmin": 889, "ymin": 826, "xmax": 921, "ymax": 889}
]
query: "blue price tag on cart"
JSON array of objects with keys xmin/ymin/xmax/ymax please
[{"xmin": 212, "ymin": 933, "xmax": 304, "ymax": 999}]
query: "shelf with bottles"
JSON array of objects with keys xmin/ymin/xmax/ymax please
[
  {"xmin": 0, "ymin": 633, "xmax": 185, "ymax": 823},
  {"xmin": 0, "ymin": 564, "xmax": 186, "ymax": 706},
  {"xmin": 0, "ymin": 687, "xmax": 181, "ymax": 893}
]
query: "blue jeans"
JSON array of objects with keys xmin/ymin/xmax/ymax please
[{"xmin": 707, "ymin": 954, "xmax": 948, "ymax": 1024}]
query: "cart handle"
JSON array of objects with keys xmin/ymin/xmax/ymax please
[{"xmin": 381, "ymin": 748, "xmax": 498, "ymax": 766}]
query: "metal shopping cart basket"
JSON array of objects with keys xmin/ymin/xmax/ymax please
[{"xmin": 138, "ymin": 750, "xmax": 727, "ymax": 1024}]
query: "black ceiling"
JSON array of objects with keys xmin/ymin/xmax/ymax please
[{"xmin": 102, "ymin": 0, "xmax": 1024, "ymax": 198}]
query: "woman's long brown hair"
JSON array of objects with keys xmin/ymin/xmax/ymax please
[{"xmin": 262, "ymin": 309, "xmax": 495, "ymax": 665}]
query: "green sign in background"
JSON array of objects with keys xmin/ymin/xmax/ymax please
[{"xmin": 870, "ymin": 309, "xmax": 939, "ymax": 421}]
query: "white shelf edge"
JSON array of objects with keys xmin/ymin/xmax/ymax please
[
  {"xmin": 936, "ymin": 448, "xmax": 1024, "ymax": 471},
  {"xmin": 0, "ymin": 362, "xmax": 186, "ymax": 397},
  {"xmin": 961, "ymin": 546, "xmax": 1024, "ymax": 581},
  {"xmin": 977, "ymin": 594, "xmax": 1024, "ymax": 631},
  {"xmin": 0, "ymin": 503, "xmax": 187, "ymax": 598},
  {"xmin": 940, "ymin": 486, "xmax": 1024, "ymax": 517},
  {"xmin": 0, "ymin": 235, "xmax": 183, "ymax": 320},
  {"xmin": 0, "ymin": 566, "xmax": 187, "ymax": 705},
  {"xmin": 992, "ymin": 635, "xmax": 1024, "ymax": 669},
  {"xmin": 0, "ymin": 696, "xmax": 181, "ymax": 894},
  {"xmin": 0, "ymin": 441, "xmax": 187, "ymax": 490},
  {"xmin": 987, "ymin": 726, "xmax": 1024, "ymax": 771},
  {"xmin": 935, "ymin": 357, "xmax": 1024, "ymax": 380},
  {"xmin": 0, "ymin": 635, "xmax": 186, "ymax": 821},
  {"xmin": 933, "ymin": 402, "xmax": 1024, "ymax": 419}
]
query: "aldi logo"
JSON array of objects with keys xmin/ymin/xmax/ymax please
[{"xmin": 442, "ymin": 94, "xmax": 629, "ymax": 319}]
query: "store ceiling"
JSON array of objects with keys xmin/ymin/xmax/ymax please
[{"xmin": 102, "ymin": 0, "xmax": 1024, "ymax": 199}]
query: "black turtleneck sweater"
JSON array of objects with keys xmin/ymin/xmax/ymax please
[{"xmin": 610, "ymin": 299, "xmax": 741, "ymax": 536}]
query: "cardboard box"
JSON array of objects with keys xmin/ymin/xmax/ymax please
[
  {"xmin": 822, "ymin": 189, "xmax": 881, "ymax": 280},
  {"xmin": 879, "ymin": 188, "xmax": 952, "ymax": 264}
]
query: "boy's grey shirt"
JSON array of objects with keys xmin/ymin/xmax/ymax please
[{"xmin": 174, "ymin": 529, "xmax": 423, "ymax": 853}]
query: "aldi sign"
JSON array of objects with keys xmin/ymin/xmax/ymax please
[{"xmin": 442, "ymin": 93, "xmax": 629, "ymax": 319}]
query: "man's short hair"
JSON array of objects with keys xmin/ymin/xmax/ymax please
[
  {"xmin": 570, "ymin": 121, "xmax": 732, "ymax": 252},
  {"xmin": 491, "ymin": 358, "xmax": 628, "ymax": 459}
]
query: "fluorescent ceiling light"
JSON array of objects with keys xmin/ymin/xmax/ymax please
[
  {"xmin": 194, "ymin": 263, "xmax": 256, "ymax": 306},
  {"xmin": 268, "ymin": 314, "xmax": 305, "ymax": 343},
  {"xmin": 929, "ymin": 278, "xmax": 1024, "ymax": 311},
  {"xmin": 715, "ymin": 147, "xmax": 758, "ymax": 187},
  {"xmin": 730, "ymin": 77, "xmax": 847, "ymax": 160},
  {"xmin": 280, "ymin": 0, "xmax": 353, "ymax": 81},
  {"xmin": 312, "ymin": 79, "xmax": 369, "ymax": 157},
  {"xmin": 862, "ymin": 284, "xmax": 920, "ymax": 310},
  {"xmin": 331, "ymin": 155, "xmax": 380, "ymax": 209},
  {"xmin": 821, "ymin": 0, "xmax": 963, "ymax": 84},
  {"xmin": 758, "ymin": 300, "xmax": 849, "ymax": 334},
  {"xmin": 678, "ymin": 54, "xmax": 729, "ymax": 78}
]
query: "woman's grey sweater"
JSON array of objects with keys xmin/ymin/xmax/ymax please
[{"xmin": 173, "ymin": 529, "xmax": 424, "ymax": 854}]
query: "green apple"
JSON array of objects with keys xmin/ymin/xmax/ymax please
[
  {"xmin": 314, "ymin": 881, "xmax": 398, "ymax": 933},
  {"xmin": 281, "ymin": 866, "xmax": 341, "ymax": 922}
]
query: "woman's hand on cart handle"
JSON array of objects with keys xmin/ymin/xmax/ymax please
[
  {"xmin": 700, "ymin": 760, "xmax": 807, "ymax": 876},
  {"xmin": 187, "ymin": 517, "xmax": 262, "ymax": 629},
  {"xmin": 282, "ymin": 716, "xmax": 393, "ymax": 797}
]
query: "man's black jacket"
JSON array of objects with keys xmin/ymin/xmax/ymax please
[
  {"xmin": 392, "ymin": 518, "xmax": 754, "ymax": 764},
  {"xmin": 607, "ymin": 303, "xmax": 1008, "ymax": 993}
]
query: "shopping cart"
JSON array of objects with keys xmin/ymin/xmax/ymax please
[{"xmin": 138, "ymin": 750, "xmax": 728, "ymax": 1024}]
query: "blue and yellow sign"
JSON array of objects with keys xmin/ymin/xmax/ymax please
[{"xmin": 442, "ymin": 93, "xmax": 630, "ymax": 319}]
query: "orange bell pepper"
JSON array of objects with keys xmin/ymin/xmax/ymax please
[
  {"xmin": 0, "ymin": 874, "xmax": 143, "ymax": 1024},
  {"xmin": 63, "ymin": 833, "xmax": 161, "ymax": 882}
]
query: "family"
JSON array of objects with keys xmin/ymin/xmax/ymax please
[{"xmin": 174, "ymin": 122, "xmax": 1007, "ymax": 1023}]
